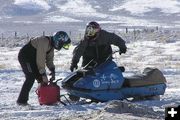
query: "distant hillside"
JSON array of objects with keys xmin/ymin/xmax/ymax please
[{"xmin": 0, "ymin": 0, "xmax": 180, "ymax": 35}]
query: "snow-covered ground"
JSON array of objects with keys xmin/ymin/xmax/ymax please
[
  {"xmin": 0, "ymin": 0, "xmax": 180, "ymax": 119},
  {"xmin": 0, "ymin": 30, "xmax": 179, "ymax": 120}
]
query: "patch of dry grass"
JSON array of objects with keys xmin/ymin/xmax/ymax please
[{"xmin": 0, "ymin": 64, "xmax": 7, "ymax": 69}]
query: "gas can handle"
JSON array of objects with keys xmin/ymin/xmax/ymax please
[
  {"xmin": 50, "ymin": 78, "xmax": 63, "ymax": 84},
  {"xmin": 35, "ymin": 89, "xmax": 39, "ymax": 95}
]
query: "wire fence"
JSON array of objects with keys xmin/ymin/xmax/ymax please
[{"xmin": 0, "ymin": 26, "xmax": 178, "ymax": 47}]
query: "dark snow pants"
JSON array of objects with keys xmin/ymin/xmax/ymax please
[{"xmin": 17, "ymin": 43, "xmax": 41, "ymax": 104}]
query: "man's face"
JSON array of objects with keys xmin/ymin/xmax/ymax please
[{"xmin": 85, "ymin": 25, "xmax": 99, "ymax": 37}]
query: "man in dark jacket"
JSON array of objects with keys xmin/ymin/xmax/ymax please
[
  {"xmin": 17, "ymin": 31, "xmax": 71, "ymax": 105},
  {"xmin": 70, "ymin": 21, "xmax": 127, "ymax": 72}
]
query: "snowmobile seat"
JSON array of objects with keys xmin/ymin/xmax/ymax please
[{"xmin": 123, "ymin": 67, "xmax": 166, "ymax": 87}]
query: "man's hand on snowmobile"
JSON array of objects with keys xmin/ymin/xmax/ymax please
[
  {"xmin": 70, "ymin": 63, "xmax": 78, "ymax": 72},
  {"xmin": 119, "ymin": 47, "xmax": 127, "ymax": 55}
]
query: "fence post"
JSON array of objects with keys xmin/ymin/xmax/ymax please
[
  {"xmin": 69, "ymin": 31, "xmax": 71, "ymax": 37},
  {"xmin": 78, "ymin": 33, "xmax": 81, "ymax": 40},
  {"xmin": 1, "ymin": 33, "xmax": 3, "ymax": 40},
  {"xmin": 156, "ymin": 26, "xmax": 158, "ymax": 31},
  {"xmin": 43, "ymin": 31, "xmax": 45, "ymax": 36},
  {"xmin": 133, "ymin": 28, "xmax": 136, "ymax": 41},
  {"xmin": 126, "ymin": 27, "xmax": 128, "ymax": 33},
  {"xmin": 15, "ymin": 31, "xmax": 17, "ymax": 38},
  {"xmin": 27, "ymin": 33, "xmax": 29, "ymax": 41}
]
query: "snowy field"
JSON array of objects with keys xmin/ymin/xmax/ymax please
[
  {"xmin": 0, "ymin": 30, "xmax": 180, "ymax": 120},
  {"xmin": 0, "ymin": 0, "xmax": 180, "ymax": 119}
]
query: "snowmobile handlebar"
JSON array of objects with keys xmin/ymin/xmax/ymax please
[
  {"xmin": 74, "ymin": 50, "xmax": 120, "ymax": 71},
  {"xmin": 83, "ymin": 50, "xmax": 120, "ymax": 69}
]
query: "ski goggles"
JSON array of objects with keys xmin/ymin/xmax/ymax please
[{"xmin": 62, "ymin": 43, "xmax": 71, "ymax": 50}]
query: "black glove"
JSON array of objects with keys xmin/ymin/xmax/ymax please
[
  {"xmin": 70, "ymin": 62, "xmax": 78, "ymax": 72},
  {"xmin": 49, "ymin": 68, "xmax": 55, "ymax": 82},
  {"xmin": 119, "ymin": 47, "xmax": 127, "ymax": 55}
]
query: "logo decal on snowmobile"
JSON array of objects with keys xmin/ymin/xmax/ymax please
[
  {"xmin": 93, "ymin": 79, "xmax": 101, "ymax": 88},
  {"xmin": 110, "ymin": 74, "xmax": 119, "ymax": 83},
  {"xmin": 100, "ymin": 74, "xmax": 106, "ymax": 80},
  {"xmin": 100, "ymin": 74, "xmax": 119, "ymax": 84}
]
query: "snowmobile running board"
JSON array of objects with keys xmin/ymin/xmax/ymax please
[{"xmin": 59, "ymin": 94, "xmax": 96, "ymax": 106}]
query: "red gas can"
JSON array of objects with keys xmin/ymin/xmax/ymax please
[{"xmin": 36, "ymin": 83, "xmax": 60, "ymax": 105}]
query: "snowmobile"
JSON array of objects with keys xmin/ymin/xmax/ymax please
[{"xmin": 61, "ymin": 52, "xmax": 166, "ymax": 102}]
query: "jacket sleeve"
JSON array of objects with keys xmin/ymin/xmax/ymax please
[
  {"xmin": 108, "ymin": 32, "xmax": 127, "ymax": 52},
  {"xmin": 46, "ymin": 48, "xmax": 55, "ymax": 71},
  {"xmin": 71, "ymin": 40, "xmax": 87, "ymax": 65}
]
